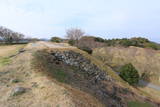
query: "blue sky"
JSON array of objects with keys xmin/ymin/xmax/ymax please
[{"xmin": 0, "ymin": 0, "xmax": 160, "ymax": 43}]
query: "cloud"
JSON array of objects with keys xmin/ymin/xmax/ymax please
[{"xmin": 0, "ymin": 0, "xmax": 159, "ymax": 42}]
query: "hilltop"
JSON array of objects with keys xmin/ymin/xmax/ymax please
[{"xmin": 0, "ymin": 42, "xmax": 159, "ymax": 107}]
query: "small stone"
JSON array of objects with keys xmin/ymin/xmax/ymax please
[{"xmin": 11, "ymin": 87, "xmax": 26, "ymax": 96}]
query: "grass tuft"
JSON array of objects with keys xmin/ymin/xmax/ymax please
[
  {"xmin": 52, "ymin": 69, "xmax": 67, "ymax": 83},
  {"xmin": 0, "ymin": 57, "xmax": 11, "ymax": 67},
  {"xmin": 127, "ymin": 101, "xmax": 153, "ymax": 107}
]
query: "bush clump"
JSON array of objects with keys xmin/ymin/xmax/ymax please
[
  {"xmin": 146, "ymin": 42, "xmax": 160, "ymax": 50},
  {"xmin": 119, "ymin": 63, "xmax": 140, "ymax": 85},
  {"xmin": 94, "ymin": 37, "xmax": 105, "ymax": 42},
  {"xmin": 127, "ymin": 101, "xmax": 153, "ymax": 107},
  {"xmin": 78, "ymin": 46, "xmax": 93, "ymax": 54},
  {"xmin": 68, "ymin": 40, "xmax": 76, "ymax": 46},
  {"xmin": 94, "ymin": 37, "xmax": 160, "ymax": 50},
  {"xmin": 51, "ymin": 37, "xmax": 62, "ymax": 43}
]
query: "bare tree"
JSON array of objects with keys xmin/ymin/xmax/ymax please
[
  {"xmin": 12, "ymin": 33, "xmax": 24, "ymax": 43},
  {"xmin": 0, "ymin": 26, "xmax": 25, "ymax": 43},
  {"xmin": 0, "ymin": 26, "xmax": 13, "ymax": 43},
  {"xmin": 66, "ymin": 28, "xmax": 85, "ymax": 41}
]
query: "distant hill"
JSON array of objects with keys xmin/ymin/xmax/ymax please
[
  {"xmin": 94, "ymin": 37, "xmax": 160, "ymax": 50},
  {"xmin": 77, "ymin": 36, "xmax": 106, "ymax": 48}
]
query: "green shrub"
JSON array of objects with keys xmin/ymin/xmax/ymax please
[
  {"xmin": 68, "ymin": 40, "xmax": 76, "ymax": 46},
  {"xmin": 78, "ymin": 46, "xmax": 93, "ymax": 54},
  {"xmin": 119, "ymin": 63, "xmax": 140, "ymax": 85},
  {"xmin": 119, "ymin": 39, "xmax": 133, "ymax": 47},
  {"xmin": 146, "ymin": 42, "xmax": 160, "ymax": 50},
  {"xmin": 94, "ymin": 37, "xmax": 105, "ymax": 42},
  {"xmin": 127, "ymin": 101, "xmax": 153, "ymax": 107},
  {"xmin": 131, "ymin": 37, "xmax": 149, "ymax": 43},
  {"xmin": 103, "ymin": 37, "xmax": 160, "ymax": 50},
  {"xmin": 53, "ymin": 69, "xmax": 67, "ymax": 83},
  {"xmin": 51, "ymin": 37, "xmax": 62, "ymax": 43},
  {"xmin": 105, "ymin": 39, "xmax": 116, "ymax": 46}
]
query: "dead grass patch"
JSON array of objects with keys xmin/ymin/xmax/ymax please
[
  {"xmin": 0, "ymin": 44, "xmax": 26, "ymax": 68},
  {"xmin": 0, "ymin": 45, "xmax": 25, "ymax": 57}
]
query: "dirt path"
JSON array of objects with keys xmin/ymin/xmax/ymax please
[
  {"xmin": 139, "ymin": 80, "xmax": 160, "ymax": 91},
  {"xmin": 30, "ymin": 41, "xmax": 75, "ymax": 49}
]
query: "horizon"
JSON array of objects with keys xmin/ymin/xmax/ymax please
[{"xmin": 0, "ymin": 0, "xmax": 160, "ymax": 43}]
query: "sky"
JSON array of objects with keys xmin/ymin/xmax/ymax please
[{"xmin": 0, "ymin": 0, "xmax": 160, "ymax": 43}]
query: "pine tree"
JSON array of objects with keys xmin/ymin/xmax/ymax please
[{"xmin": 120, "ymin": 63, "xmax": 140, "ymax": 85}]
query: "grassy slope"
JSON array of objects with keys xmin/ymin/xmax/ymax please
[
  {"xmin": 93, "ymin": 46, "xmax": 160, "ymax": 85},
  {"xmin": 0, "ymin": 44, "xmax": 84, "ymax": 107},
  {"xmin": 33, "ymin": 47, "xmax": 158, "ymax": 106},
  {"xmin": 93, "ymin": 46, "xmax": 160, "ymax": 103},
  {"xmin": 128, "ymin": 101, "xmax": 153, "ymax": 107},
  {"xmin": 32, "ymin": 49, "xmax": 106, "ymax": 107},
  {"xmin": 0, "ymin": 44, "xmax": 26, "ymax": 67},
  {"xmin": 46, "ymin": 48, "xmax": 123, "ymax": 82}
]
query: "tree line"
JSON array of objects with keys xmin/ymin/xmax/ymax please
[
  {"xmin": 94, "ymin": 37, "xmax": 160, "ymax": 50},
  {"xmin": 51, "ymin": 28, "xmax": 160, "ymax": 51},
  {"xmin": 0, "ymin": 26, "xmax": 25, "ymax": 44}
]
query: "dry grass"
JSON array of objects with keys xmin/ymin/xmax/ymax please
[
  {"xmin": 0, "ymin": 44, "xmax": 77, "ymax": 107},
  {"xmin": 32, "ymin": 50, "xmax": 104, "ymax": 107},
  {"xmin": 138, "ymin": 87, "xmax": 160, "ymax": 101},
  {"xmin": 34, "ymin": 47, "xmax": 159, "ymax": 106},
  {"xmin": 0, "ymin": 45, "xmax": 25, "ymax": 57},
  {"xmin": 0, "ymin": 43, "xmax": 104, "ymax": 107},
  {"xmin": 93, "ymin": 46, "xmax": 160, "ymax": 103},
  {"xmin": 46, "ymin": 47, "xmax": 123, "ymax": 82},
  {"xmin": 93, "ymin": 46, "xmax": 160, "ymax": 85},
  {"xmin": 0, "ymin": 42, "xmax": 158, "ymax": 106},
  {"xmin": 0, "ymin": 44, "xmax": 25, "ymax": 67}
]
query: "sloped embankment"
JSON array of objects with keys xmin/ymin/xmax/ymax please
[
  {"xmin": 33, "ymin": 48, "xmax": 158, "ymax": 107},
  {"xmin": 93, "ymin": 46, "xmax": 160, "ymax": 85}
]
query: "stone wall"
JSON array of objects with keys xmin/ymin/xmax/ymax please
[
  {"xmin": 49, "ymin": 50, "xmax": 128, "ymax": 106},
  {"xmin": 51, "ymin": 50, "xmax": 113, "ymax": 83},
  {"xmin": 36, "ymin": 50, "xmax": 157, "ymax": 106}
]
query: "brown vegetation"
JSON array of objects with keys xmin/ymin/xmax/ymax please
[
  {"xmin": 0, "ymin": 42, "xmax": 159, "ymax": 107},
  {"xmin": 93, "ymin": 46, "xmax": 160, "ymax": 85}
]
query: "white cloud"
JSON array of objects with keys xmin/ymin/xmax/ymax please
[{"xmin": 0, "ymin": 0, "xmax": 159, "ymax": 42}]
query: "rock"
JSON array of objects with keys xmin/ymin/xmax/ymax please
[
  {"xmin": 11, "ymin": 87, "xmax": 26, "ymax": 96},
  {"xmin": 50, "ymin": 50, "xmax": 113, "ymax": 82}
]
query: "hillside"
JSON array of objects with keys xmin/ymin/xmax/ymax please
[
  {"xmin": 93, "ymin": 46, "xmax": 160, "ymax": 85},
  {"xmin": 93, "ymin": 46, "xmax": 160, "ymax": 103},
  {"xmin": 0, "ymin": 43, "xmax": 99, "ymax": 107},
  {"xmin": 0, "ymin": 42, "xmax": 159, "ymax": 107},
  {"xmin": 94, "ymin": 37, "xmax": 160, "ymax": 50}
]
